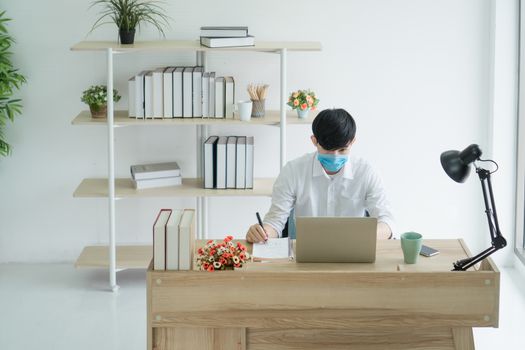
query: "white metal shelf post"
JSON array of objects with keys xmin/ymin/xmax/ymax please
[
  {"xmin": 200, "ymin": 51, "xmax": 209, "ymax": 239},
  {"xmin": 280, "ymin": 48, "xmax": 287, "ymax": 169},
  {"xmin": 106, "ymin": 48, "xmax": 118, "ymax": 292}
]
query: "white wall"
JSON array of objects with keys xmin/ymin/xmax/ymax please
[
  {"xmin": 0, "ymin": 0, "xmax": 501, "ymax": 263},
  {"xmin": 487, "ymin": 0, "xmax": 519, "ymax": 268}
]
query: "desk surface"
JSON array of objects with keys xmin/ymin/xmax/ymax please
[{"xmin": 194, "ymin": 238, "xmax": 494, "ymax": 273}]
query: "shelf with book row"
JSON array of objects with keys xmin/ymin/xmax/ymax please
[
  {"xmin": 72, "ymin": 110, "xmax": 317, "ymax": 126},
  {"xmin": 73, "ymin": 178, "xmax": 275, "ymax": 198},
  {"xmin": 71, "ymin": 40, "xmax": 322, "ymax": 53},
  {"xmin": 71, "ymin": 38, "xmax": 321, "ymax": 288}
]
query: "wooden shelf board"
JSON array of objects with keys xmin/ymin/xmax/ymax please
[
  {"xmin": 75, "ymin": 245, "xmax": 152, "ymax": 269},
  {"xmin": 73, "ymin": 178, "xmax": 275, "ymax": 198},
  {"xmin": 71, "ymin": 40, "xmax": 321, "ymax": 52},
  {"xmin": 72, "ymin": 110, "xmax": 316, "ymax": 126}
]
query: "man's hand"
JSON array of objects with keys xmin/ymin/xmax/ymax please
[
  {"xmin": 246, "ymin": 224, "xmax": 278, "ymax": 243},
  {"xmin": 377, "ymin": 222, "xmax": 393, "ymax": 240}
]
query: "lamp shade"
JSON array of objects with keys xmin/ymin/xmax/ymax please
[{"xmin": 440, "ymin": 144, "xmax": 482, "ymax": 183}]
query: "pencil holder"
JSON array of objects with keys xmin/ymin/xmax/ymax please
[{"xmin": 251, "ymin": 99, "xmax": 265, "ymax": 118}]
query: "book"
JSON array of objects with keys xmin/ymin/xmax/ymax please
[
  {"xmin": 166, "ymin": 209, "xmax": 183, "ymax": 270},
  {"xmin": 152, "ymin": 68, "xmax": 164, "ymax": 118},
  {"xmin": 182, "ymin": 67, "xmax": 194, "ymax": 118},
  {"xmin": 204, "ymin": 136, "xmax": 219, "ymax": 189},
  {"xmin": 128, "ymin": 77, "xmax": 136, "ymax": 118},
  {"xmin": 224, "ymin": 76, "xmax": 235, "ymax": 119},
  {"xmin": 200, "ymin": 26, "xmax": 249, "ymax": 37},
  {"xmin": 173, "ymin": 67, "xmax": 184, "ymax": 117},
  {"xmin": 236, "ymin": 136, "xmax": 246, "ymax": 189},
  {"xmin": 135, "ymin": 70, "xmax": 148, "ymax": 118},
  {"xmin": 131, "ymin": 161, "xmax": 181, "ymax": 180},
  {"xmin": 153, "ymin": 209, "xmax": 172, "ymax": 270},
  {"xmin": 179, "ymin": 209, "xmax": 195, "ymax": 270},
  {"xmin": 216, "ymin": 136, "xmax": 228, "ymax": 189},
  {"xmin": 202, "ymin": 72, "xmax": 210, "ymax": 118},
  {"xmin": 200, "ymin": 35, "xmax": 255, "ymax": 48},
  {"xmin": 208, "ymin": 72, "xmax": 216, "ymax": 117},
  {"xmin": 192, "ymin": 66, "xmax": 203, "ymax": 117},
  {"xmin": 215, "ymin": 77, "xmax": 225, "ymax": 118},
  {"xmin": 144, "ymin": 71, "xmax": 154, "ymax": 118},
  {"xmin": 163, "ymin": 67, "xmax": 175, "ymax": 118},
  {"xmin": 133, "ymin": 176, "xmax": 182, "ymax": 190},
  {"xmin": 246, "ymin": 136, "xmax": 254, "ymax": 189},
  {"xmin": 226, "ymin": 136, "xmax": 237, "ymax": 188}
]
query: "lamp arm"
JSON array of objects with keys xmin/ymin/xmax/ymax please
[{"xmin": 452, "ymin": 167, "xmax": 507, "ymax": 271}]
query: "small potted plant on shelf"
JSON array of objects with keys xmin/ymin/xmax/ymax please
[
  {"xmin": 196, "ymin": 236, "xmax": 250, "ymax": 272},
  {"xmin": 89, "ymin": 0, "xmax": 170, "ymax": 44},
  {"xmin": 287, "ymin": 89, "xmax": 319, "ymax": 119},
  {"xmin": 81, "ymin": 85, "xmax": 121, "ymax": 119}
]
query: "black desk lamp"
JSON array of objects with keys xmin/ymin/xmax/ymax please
[{"xmin": 440, "ymin": 144, "xmax": 507, "ymax": 271}]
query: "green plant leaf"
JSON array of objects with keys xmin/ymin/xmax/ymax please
[{"xmin": 0, "ymin": 10, "xmax": 25, "ymax": 158}]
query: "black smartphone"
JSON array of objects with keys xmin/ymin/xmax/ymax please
[{"xmin": 420, "ymin": 245, "xmax": 439, "ymax": 257}]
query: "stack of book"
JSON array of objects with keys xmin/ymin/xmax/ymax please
[
  {"xmin": 204, "ymin": 136, "xmax": 254, "ymax": 189},
  {"xmin": 128, "ymin": 67, "xmax": 235, "ymax": 119},
  {"xmin": 153, "ymin": 208, "xmax": 195, "ymax": 270},
  {"xmin": 130, "ymin": 162, "xmax": 182, "ymax": 189},
  {"xmin": 200, "ymin": 26, "xmax": 254, "ymax": 48}
]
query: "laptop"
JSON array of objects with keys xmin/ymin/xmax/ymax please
[{"xmin": 295, "ymin": 217, "xmax": 377, "ymax": 263}]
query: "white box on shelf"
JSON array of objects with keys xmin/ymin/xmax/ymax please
[
  {"xmin": 216, "ymin": 136, "xmax": 228, "ymax": 189},
  {"xmin": 163, "ymin": 67, "xmax": 175, "ymax": 118},
  {"xmin": 173, "ymin": 67, "xmax": 184, "ymax": 118},
  {"xmin": 214, "ymin": 77, "xmax": 225, "ymax": 118},
  {"xmin": 236, "ymin": 136, "xmax": 246, "ymax": 189},
  {"xmin": 152, "ymin": 67, "xmax": 164, "ymax": 118},
  {"xmin": 128, "ymin": 77, "xmax": 136, "ymax": 118},
  {"xmin": 182, "ymin": 67, "xmax": 194, "ymax": 118},
  {"xmin": 226, "ymin": 136, "xmax": 237, "ymax": 188},
  {"xmin": 192, "ymin": 67, "xmax": 203, "ymax": 117}
]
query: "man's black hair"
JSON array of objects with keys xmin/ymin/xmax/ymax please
[{"xmin": 311, "ymin": 108, "xmax": 356, "ymax": 150}]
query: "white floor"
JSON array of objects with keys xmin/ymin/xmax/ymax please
[{"xmin": 0, "ymin": 264, "xmax": 524, "ymax": 350}]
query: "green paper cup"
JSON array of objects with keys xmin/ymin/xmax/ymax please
[{"xmin": 400, "ymin": 232, "xmax": 423, "ymax": 264}]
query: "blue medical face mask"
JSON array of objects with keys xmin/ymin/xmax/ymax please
[{"xmin": 317, "ymin": 153, "xmax": 348, "ymax": 172}]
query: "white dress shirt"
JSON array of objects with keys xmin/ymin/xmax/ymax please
[{"xmin": 263, "ymin": 152, "xmax": 395, "ymax": 237}]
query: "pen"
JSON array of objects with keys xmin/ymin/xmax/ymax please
[{"xmin": 256, "ymin": 212, "xmax": 268, "ymax": 242}]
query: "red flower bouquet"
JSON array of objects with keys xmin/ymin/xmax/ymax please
[{"xmin": 196, "ymin": 236, "xmax": 250, "ymax": 272}]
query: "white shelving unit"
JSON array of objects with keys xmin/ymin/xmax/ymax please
[{"xmin": 71, "ymin": 40, "xmax": 321, "ymax": 291}]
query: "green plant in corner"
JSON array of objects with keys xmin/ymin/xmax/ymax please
[
  {"xmin": 89, "ymin": 0, "xmax": 170, "ymax": 44},
  {"xmin": 0, "ymin": 10, "xmax": 26, "ymax": 157}
]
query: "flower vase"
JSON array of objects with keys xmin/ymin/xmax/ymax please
[
  {"xmin": 223, "ymin": 265, "xmax": 234, "ymax": 270},
  {"xmin": 297, "ymin": 108, "xmax": 310, "ymax": 119},
  {"xmin": 89, "ymin": 104, "xmax": 107, "ymax": 119},
  {"xmin": 119, "ymin": 29, "xmax": 136, "ymax": 45}
]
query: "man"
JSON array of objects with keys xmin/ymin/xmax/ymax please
[{"xmin": 246, "ymin": 108, "xmax": 394, "ymax": 243}]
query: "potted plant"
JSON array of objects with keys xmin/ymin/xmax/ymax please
[
  {"xmin": 89, "ymin": 0, "xmax": 170, "ymax": 44},
  {"xmin": 81, "ymin": 85, "xmax": 121, "ymax": 118},
  {"xmin": 0, "ymin": 11, "xmax": 26, "ymax": 157},
  {"xmin": 287, "ymin": 89, "xmax": 319, "ymax": 119}
]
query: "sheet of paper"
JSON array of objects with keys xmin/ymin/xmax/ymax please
[{"xmin": 252, "ymin": 238, "xmax": 290, "ymax": 259}]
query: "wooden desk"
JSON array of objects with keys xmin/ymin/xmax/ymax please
[{"xmin": 147, "ymin": 239, "xmax": 499, "ymax": 350}]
